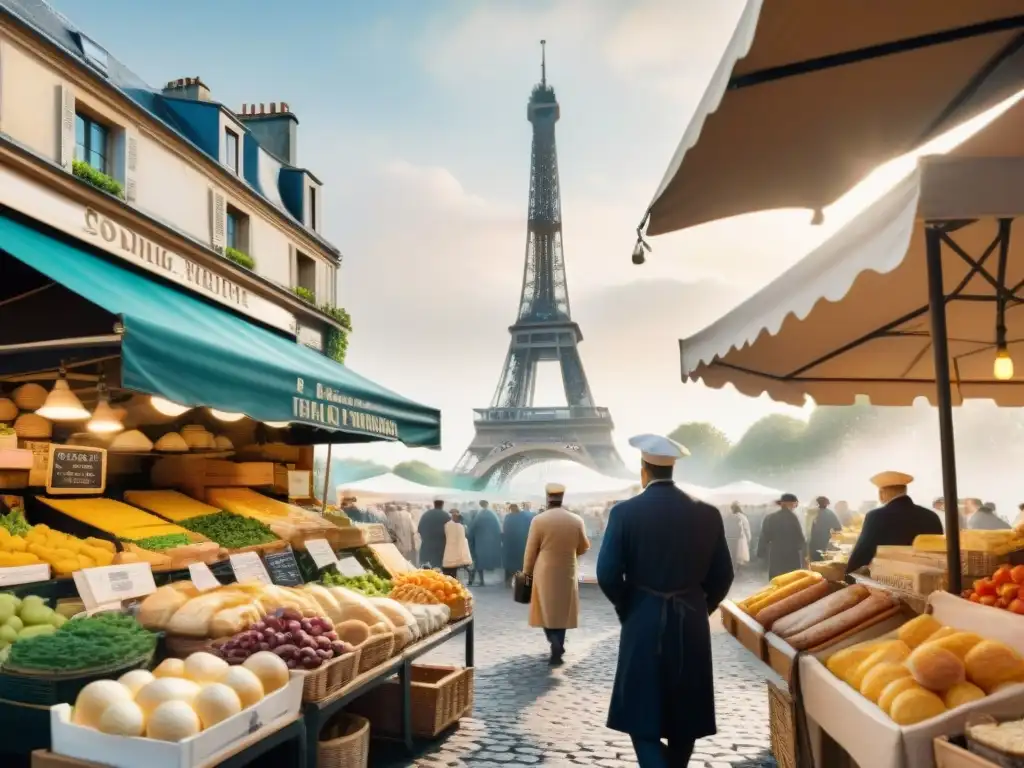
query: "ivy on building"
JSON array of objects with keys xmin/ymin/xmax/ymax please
[
  {"xmin": 72, "ymin": 160, "xmax": 124, "ymax": 199},
  {"xmin": 224, "ymin": 246, "xmax": 255, "ymax": 270},
  {"xmin": 292, "ymin": 287, "xmax": 352, "ymax": 364}
]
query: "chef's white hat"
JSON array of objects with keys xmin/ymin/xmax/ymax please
[
  {"xmin": 629, "ymin": 433, "xmax": 690, "ymax": 466},
  {"xmin": 870, "ymin": 471, "xmax": 913, "ymax": 488},
  {"xmin": 545, "ymin": 483, "xmax": 566, "ymax": 494}
]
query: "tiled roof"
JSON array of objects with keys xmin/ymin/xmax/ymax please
[{"xmin": 0, "ymin": 0, "xmax": 340, "ymax": 257}]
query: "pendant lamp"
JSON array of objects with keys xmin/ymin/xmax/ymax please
[
  {"xmin": 37, "ymin": 368, "xmax": 90, "ymax": 421},
  {"xmin": 209, "ymin": 409, "xmax": 245, "ymax": 422},
  {"xmin": 87, "ymin": 379, "xmax": 124, "ymax": 434},
  {"xmin": 150, "ymin": 396, "xmax": 190, "ymax": 417}
]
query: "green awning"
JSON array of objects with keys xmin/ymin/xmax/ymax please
[{"xmin": 0, "ymin": 215, "xmax": 441, "ymax": 447}]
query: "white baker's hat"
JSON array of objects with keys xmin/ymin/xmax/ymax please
[
  {"xmin": 545, "ymin": 483, "xmax": 566, "ymax": 494},
  {"xmin": 870, "ymin": 471, "xmax": 914, "ymax": 488},
  {"xmin": 629, "ymin": 433, "xmax": 690, "ymax": 466}
]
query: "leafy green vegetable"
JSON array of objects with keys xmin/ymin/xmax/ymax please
[
  {"xmin": 180, "ymin": 511, "xmax": 278, "ymax": 549},
  {"xmin": 7, "ymin": 612, "xmax": 155, "ymax": 672},
  {"xmin": 0, "ymin": 507, "xmax": 31, "ymax": 537},
  {"xmin": 126, "ymin": 533, "xmax": 191, "ymax": 551}
]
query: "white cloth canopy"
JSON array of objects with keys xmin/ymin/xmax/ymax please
[
  {"xmin": 338, "ymin": 473, "xmax": 469, "ymax": 503},
  {"xmin": 705, "ymin": 480, "xmax": 782, "ymax": 505}
]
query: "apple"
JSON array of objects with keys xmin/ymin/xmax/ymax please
[
  {"xmin": 1011, "ymin": 565, "xmax": 1024, "ymax": 586},
  {"xmin": 993, "ymin": 566, "xmax": 1013, "ymax": 587}
]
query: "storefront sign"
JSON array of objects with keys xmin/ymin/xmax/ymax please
[
  {"xmin": 73, "ymin": 562, "xmax": 156, "ymax": 610},
  {"xmin": 46, "ymin": 445, "xmax": 106, "ymax": 495},
  {"xmin": 291, "ymin": 377, "xmax": 400, "ymax": 439},
  {"xmin": 296, "ymin": 325, "xmax": 323, "ymax": 351},
  {"xmin": 0, "ymin": 166, "xmax": 297, "ymax": 336}
]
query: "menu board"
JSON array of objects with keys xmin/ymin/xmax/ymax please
[
  {"xmin": 264, "ymin": 548, "xmax": 303, "ymax": 587},
  {"xmin": 210, "ymin": 558, "xmax": 236, "ymax": 584},
  {"xmin": 46, "ymin": 445, "xmax": 106, "ymax": 495}
]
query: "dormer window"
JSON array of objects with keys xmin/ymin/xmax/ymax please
[
  {"xmin": 74, "ymin": 32, "xmax": 109, "ymax": 74},
  {"xmin": 224, "ymin": 127, "xmax": 239, "ymax": 174}
]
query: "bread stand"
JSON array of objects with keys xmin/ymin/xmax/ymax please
[{"xmin": 301, "ymin": 616, "xmax": 473, "ymax": 766}]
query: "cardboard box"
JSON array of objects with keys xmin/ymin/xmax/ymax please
[
  {"xmin": 49, "ymin": 674, "xmax": 302, "ymax": 768},
  {"xmin": 799, "ymin": 592, "xmax": 1024, "ymax": 768}
]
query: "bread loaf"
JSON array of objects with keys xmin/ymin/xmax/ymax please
[
  {"xmin": 772, "ymin": 585, "xmax": 869, "ymax": 639},
  {"xmin": 890, "ymin": 688, "xmax": 946, "ymax": 726},
  {"xmin": 964, "ymin": 641, "xmax": 1024, "ymax": 693},
  {"xmin": 745, "ymin": 574, "xmax": 823, "ymax": 617},
  {"xmin": 907, "ymin": 645, "xmax": 965, "ymax": 691},
  {"xmin": 943, "ymin": 682, "xmax": 985, "ymax": 709},
  {"xmin": 897, "ymin": 614, "xmax": 942, "ymax": 649},
  {"xmin": 878, "ymin": 677, "xmax": 923, "ymax": 715},
  {"xmin": 755, "ymin": 580, "xmax": 830, "ymax": 630},
  {"xmin": 784, "ymin": 592, "xmax": 894, "ymax": 650},
  {"xmin": 860, "ymin": 663, "xmax": 912, "ymax": 703}
]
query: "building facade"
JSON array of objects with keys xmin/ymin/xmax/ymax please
[{"xmin": 0, "ymin": 0, "xmax": 346, "ymax": 357}]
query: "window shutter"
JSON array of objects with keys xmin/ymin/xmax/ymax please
[
  {"xmin": 209, "ymin": 188, "xmax": 226, "ymax": 250},
  {"xmin": 288, "ymin": 244, "xmax": 297, "ymax": 287},
  {"xmin": 125, "ymin": 132, "xmax": 138, "ymax": 202},
  {"xmin": 59, "ymin": 84, "xmax": 76, "ymax": 170}
]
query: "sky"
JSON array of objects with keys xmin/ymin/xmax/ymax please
[{"xmin": 50, "ymin": 0, "xmax": 885, "ymax": 481}]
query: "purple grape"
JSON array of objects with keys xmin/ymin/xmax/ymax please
[
  {"xmin": 301, "ymin": 655, "xmax": 321, "ymax": 669},
  {"xmin": 293, "ymin": 631, "xmax": 311, "ymax": 647},
  {"xmin": 254, "ymin": 621, "xmax": 267, "ymax": 631},
  {"xmin": 274, "ymin": 644, "xmax": 298, "ymax": 659},
  {"xmin": 257, "ymin": 642, "xmax": 270, "ymax": 652},
  {"xmin": 320, "ymin": 619, "xmax": 334, "ymax": 632},
  {"xmin": 325, "ymin": 631, "xmax": 338, "ymax": 642},
  {"xmin": 286, "ymin": 659, "xmax": 298, "ymax": 669},
  {"xmin": 299, "ymin": 619, "xmax": 313, "ymax": 633},
  {"xmin": 315, "ymin": 649, "xmax": 332, "ymax": 661},
  {"xmin": 315, "ymin": 636, "xmax": 332, "ymax": 651},
  {"xmin": 330, "ymin": 641, "xmax": 347, "ymax": 656},
  {"xmin": 264, "ymin": 617, "xmax": 281, "ymax": 631},
  {"xmin": 263, "ymin": 628, "xmax": 275, "ymax": 641}
]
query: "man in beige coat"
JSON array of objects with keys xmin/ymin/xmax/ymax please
[{"xmin": 523, "ymin": 482, "xmax": 590, "ymax": 665}]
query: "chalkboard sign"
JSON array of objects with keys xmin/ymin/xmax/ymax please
[
  {"xmin": 46, "ymin": 445, "xmax": 106, "ymax": 495},
  {"xmin": 210, "ymin": 559, "xmax": 237, "ymax": 584},
  {"xmin": 265, "ymin": 548, "xmax": 304, "ymax": 587}
]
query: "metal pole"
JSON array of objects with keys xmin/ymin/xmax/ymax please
[
  {"xmin": 924, "ymin": 225, "xmax": 962, "ymax": 594},
  {"xmin": 320, "ymin": 443, "xmax": 332, "ymax": 515}
]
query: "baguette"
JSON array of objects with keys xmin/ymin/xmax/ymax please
[
  {"xmin": 786, "ymin": 593, "xmax": 896, "ymax": 651},
  {"xmin": 755, "ymin": 579, "xmax": 830, "ymax": 630},
  {"xmin": 773, "ymin": 585, "xmax": 869, "ymax": 639},
  {"xmin": 745, "ymin": 574, "xmax": 823, "ymax": 616}
]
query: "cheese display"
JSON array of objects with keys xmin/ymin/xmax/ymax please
[
  {"xmin": 824, "ymin": 616, "xmax": 1024, "ymax": 725},
  {"xmin": 967, "ymin": 716, "xmax": 1024, "ymax": 760},
  {"xmin": 68, "ymin": 650, "xmax": 284, "ymax": 741},
  {"xmin": 206, "ymin": 488, "xmax": 338, "ymax": 544},
  {"xmin": 913, "ymin": 530, "xmax": 1024, "ymax": 556},
  {"xmin": 124, "ymin": 491, "xmax": 220, "ymax": 523},
  {"xmin": 123, "ymin": 491, "xmax": 281, "ymax": 551},
  {"xmin": 108, "ymin": 430, "xmax": 153, "ymax": 453}
]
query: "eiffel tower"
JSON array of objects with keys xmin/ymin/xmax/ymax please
[{"xmin": 455, "ymin": 42, "xmax": 630, "ymax": 486}]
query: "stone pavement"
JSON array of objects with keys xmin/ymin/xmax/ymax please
[{"xmin": 369, "ymin": 568, "xmax": 777, "ymax": 767}]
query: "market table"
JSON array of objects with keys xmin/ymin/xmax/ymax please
[
  {"xmin": 29, "ymin": 714, "xmax": 307, "ymax": 768},
  {"xmin": 302, "ymin": 616, "xmax": 473, "ymax": 765}
]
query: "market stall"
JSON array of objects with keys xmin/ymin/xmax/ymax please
[{"xmin": 684, "ymin": 96, "xmax": 1024, "ymax": 767}]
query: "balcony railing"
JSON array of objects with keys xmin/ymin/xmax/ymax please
[{"xmin": 474, "ymin": 407, "xmax": 611, "ymax": 422}]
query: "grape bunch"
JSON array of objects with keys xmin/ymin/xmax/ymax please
[{"xmin": 215, "ymin": 608, "xmax": 355, "ymax": 670}]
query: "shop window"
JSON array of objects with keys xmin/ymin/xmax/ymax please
[
  {"xmin": 224, "ymin": 127, "xmax": 239, "ymax": 174},
  {"xmin": 224, "ymin": 205, "xmax": 253, "ymax": 269},
  {"xmin": 75, "ymin": 112, "xmax": 110, "ymax": 174},
  {"xmin": 295, "ymin": 251, "xmax": 316, "ymax": 300},
  {"xmin": 309, "ymin": 186, "xmax": 317, "ymax": 231}
]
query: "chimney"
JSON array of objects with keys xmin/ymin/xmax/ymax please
[
  {"xmin": 162, "ymin": 76, "xmax": 211, "ymax": 102},
  {"xmin": 237, "ymin": 101, "xmax": 299, "ymax": 166}
]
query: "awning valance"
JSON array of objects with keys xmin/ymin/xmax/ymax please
[
  {"xmin": 680, "ymin": 153, "xmax": 1024, "ymax": 406},
  {"xmin": 0, "ymin": 215, "xmax": 441, "ymax": 447}
]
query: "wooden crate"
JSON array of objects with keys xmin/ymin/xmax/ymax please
[{"xmin": 934, "ymin": 736, "xmax": 1001, "ymax": 768}]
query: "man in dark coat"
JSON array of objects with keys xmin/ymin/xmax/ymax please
[
  {"xmin": 758, "ymin": 493, "xmax": 807, "ymax": 580},
  {"xmin": 417, "ymin": 499, "xmax": 451, "ymax": 570},
  {"xmin": 468, "ymin": 500, "xmax": 502, "ymax": 586},
  {"xmin": 846, "ymin": 471, "xmax": 944, "ymax": 574},
  {"xmin": 502, "ymin": 504, "xmax": 534, "ymax": 587},
  {"xmin": 808, "ymin": 496, "xmax": 842, "ymax": 562},
  {"xmin": 597, "ymin": 434, "xmax": 734, "ymax": 768}
]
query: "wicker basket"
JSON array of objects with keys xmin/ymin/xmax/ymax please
[
  {"xmin": 447, "ymin": 595, "xmax": 473, "ymax": 621},
  {"xmin": 299, "ymin": 650, "xmax": 359, "ymax": 702},
  {"xmin": 348, "ymin": 665, "xmax": 473, "ymax": 739},
  {"xmin": 164, "ymin": 634, "xmax": 221, "ymax": 658},
  {"xmin": 317, "ymin": 713, "xmax": 370, "ymax": 768},
  {"xmin": 356, "ymin": 632, "xmax": 395, "ymax": 674},
  {"xmin": 768, "ymin": 679, "xmax": 796, "ymax": 768}
]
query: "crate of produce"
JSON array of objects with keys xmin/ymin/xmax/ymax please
[
  {"xmin": 869, "ymin": 557, "xmax": 947, "ymax": 595},
  {"xmin": 357, "ymin": 524, "xmax": 390, "ymax": 545},
  {"xmin": 768, "ymin": 679, "xmax": 796, "ymax": 768},
  {"xmin": 317, "ymin": 713, "xmax": 370, "ymax": 768},
  {"xmin": 298, "ymin": 649, "xmax": 359, "ymax": 703},
  {"xmin": 349, "ymin": 665, "xmax": 473, "ymax": 738}
]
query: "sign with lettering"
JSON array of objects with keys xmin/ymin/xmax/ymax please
[
  {"xmin": 0, "ymin": 563, "xmax": 50, "ymax": 587},
  {"xmin": 229, "ymin": 551, "xmax": 271, "ymax": 585},
  {"xmin": 292, "ymin": 378, "xmax": 399, "ymax": 439},
  {"xmin": 73, "ymin": 562, "xmax": 156, "ymax": 610},
  {"xmin": 46, "ymin": 445, "xmax": 106, "ymax": 495},
  {"xmin": 287, "ymin": 470, "xmax": 311, "ymax": 499},
  {"xmin": 304, "ymin": 539, "xmax": 338, "ymax": 570},
  {"xmin": 264, "ymin": 548, "xmax": 304, "ymax": 587},
  {"xmin": 0, "ymin": 166, "xmax": 297, "ymax": 336}
]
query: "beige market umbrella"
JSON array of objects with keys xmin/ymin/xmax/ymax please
[
  {"xmin": 639, "ymin": 1, "xmax": 1024, "ymax": 242},
  {"xmin": 678, "ymin": 101, "xmax": 1024, "ymax": 590}
]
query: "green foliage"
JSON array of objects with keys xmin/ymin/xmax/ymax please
[
  {"xmin": 180, "ymin": 511, "xmax": 278, "ymax": 549},
  {"xmin": 293, "ymin": 286, "xmax": 316, "ymax": 303},
  {"xmin": 668, "ymin": 422, "xmax": 732, "ymax": 484},
  {"xmin": 224, "ymin": 246, "xmax": 255, "ymax": 270},
  {"xmin": 321, "ymin": 304, "xmax": 352, "ymax": 364},
  {"xmin": 72, "ymin": 160, "xmax": 124, "ymax": 199}
]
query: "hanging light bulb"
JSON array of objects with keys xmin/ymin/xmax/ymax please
[
  {"xmin": 150, "ymin": 395, "xmax": 190, "ymax": 417},
  {"xmin": 87, "ymin": 379, "xmax": 124, "ymax": 434},
  {"xmin": 994, "ymin": 343, "xmax": 1015, "ymax": 380},
  {"xmin": 209, "ymin": 409, "xmax": 245, "ymax": 422},
  {"xmin": 264, "ymin": 421, "xmax": 291, "ymax": 429},
  {"xmin": 37, "ymin": 367, "xmax": 90, "ymax": 421}
]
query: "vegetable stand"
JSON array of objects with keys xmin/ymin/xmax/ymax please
[{"xmin": 302, "ymin": 615, "xmax": 473, "ymax": 765}]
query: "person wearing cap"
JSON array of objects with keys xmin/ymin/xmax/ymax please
[
  {"xmin": 522, "ymin": 482, "xmax": 590, "ymax": 665},
  {"xmin": 808, "ymin": 496, "xmax": 842, "ymax": 563},
  {"xmin": 417, "ymin": 498, "xmax": 451, "ymax": 570},
  {"xmin": 757, "ymin": 493, "xmax": 807, "ymax": 580},
  {"xmin": 597, "ymin": 434, "xmax": 733, "ymax": 768},
  {"xmin": 845, "ymin": 471, "xmax": 944, "ymax": 574}
]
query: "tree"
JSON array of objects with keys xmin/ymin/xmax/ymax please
[
  {"xmin": 720, "ymin": 414, "xmax": 808, "ymax": 478},
  {"xmin": 667, "ymin": 422, "xmax": 732, "ymax": 484}
]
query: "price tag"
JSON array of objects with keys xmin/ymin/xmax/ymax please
[
  {"xmin": 287, "ymin": 470, "xmax": 311, "ymax": 499},
  {"xmin": 0, "ymin": 563, "xmax": 50, "ymax": 587},
  {"xmin": 188, "ymin": 562, "xmax": 222, "ymax": 592},
  {"xmin": 305, "ymin": 538, "xmax": 338, "ymax": 570},
  {"xmin": 73, "ymin": 563, "xmax": 156, "ymax": 610},
  {"xmin": 337, "ymin": 557, "xmax": 367, "ymax": 577},
  {"xmin": 229, "ymin": 551, "xmax": 271, "ymax": 585}
]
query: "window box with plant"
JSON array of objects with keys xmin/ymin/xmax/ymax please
[
  {"xmin": 0, "ymin": 424, "xmax": 16, "ymax": 451},
  {"xmin": 72, "ymin": 159, "xmax": 124, "ymax": 199},
  {"xmin": 292, "ymin": 286, "xmax": 316, "ymax": 304},
  {"xmin": 224, "ymin": 246, "xmax": 255, "ymax": 270},
  {"xmin": 321, "ymin": 304, "xmax": 352, "ymax": 364}
]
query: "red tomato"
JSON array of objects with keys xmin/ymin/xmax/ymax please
[
  {"xmin": 998, "ymin": 583, "xmax": 1020, "ymax": 600},
  {"xmin": 992, "ymin": 566, "xmax": 1013, "ymax": 587},
  {"xmin": 1009, "ymin": 598, "xmax": 1024, "ymax": 615},
  {"xmin": 1011, "ymin": 565, "xmax": 1024, "ymax": 585},
  {"xmin": 974, "ymin": 579, "xmax": 998, "ymax": 597},
  {"xmin": 980, "ymin": 595, "xmax": 999, "ymax": 607},
  {"xmin": 969, "ymin": 593, "xmax": 982, "ymax": 603},
  {"xmin": 997, "ymin": 597, "xmax": 1011, "ymax": 609},
  {"xmin": 961, "ymin": 589, "xmax": 974, "ymax": 599}
]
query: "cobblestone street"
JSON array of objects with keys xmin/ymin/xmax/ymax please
[{"xmin": 371, "ymin": 568, "xmax": 777, "ymax": 767}]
